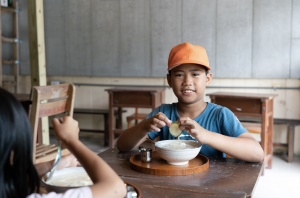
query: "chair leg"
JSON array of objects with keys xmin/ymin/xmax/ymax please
[
  {"xmin": 128, "ymin": 120, "xmax": 131, "ymax": 128},
  {"xmin": 288, "ymin": 124, "xmax": 295, "ymax": 163},
  {"xmin": 261, "ymin": 163, "xmax": 265, "ymax": 176},
  {"xmin": 104, "ymin": 114, "xmax": 109, "ymax": 147},
  {"xmin": 267, "ymin": 116, "xmax": 273, "ymax": 169},
  {"xmin": 135, "ymin": 108, "xmax": 139, "ymax": 125},
  {"xmin": 108, "ymin": 100, "xmax": 114, "ymax": 148},
  {"xmin": 117, "ymin": 107, "xmax": 123, "ymax": 129},
  {"xmin": 261, "ymin": 171, "xmax": 264, "ymax": 176}
]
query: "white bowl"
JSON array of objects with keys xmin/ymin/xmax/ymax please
[
  {"xmin": 155, "ymin": 140, "xmax": 202, "ymax": 165},
  {"xmin": 42, "ymin": 167, "xmax": 141, "ymax": 197},
  {"xmin": 41, "ymin": 167, "xmax": 91, "ymax": 193}
]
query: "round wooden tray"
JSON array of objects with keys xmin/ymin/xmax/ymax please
[{"xmin": 130, "ymin": 151, "xmax": 209, "ymax": 176}]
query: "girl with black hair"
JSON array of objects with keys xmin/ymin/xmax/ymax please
[{"xmin": 0, "ymin": 88, "xmax": 126, "ymax": 198}]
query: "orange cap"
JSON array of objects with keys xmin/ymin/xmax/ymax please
[{"xmin": 168, "ymin": 42, "xmax": 210, "ymax": 71}]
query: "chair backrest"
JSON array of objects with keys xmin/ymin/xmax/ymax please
[{"xmin": 29, "ymin": 83, "xmax": 75, "ymax": 162}]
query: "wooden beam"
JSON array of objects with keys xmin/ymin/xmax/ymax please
[
  {"xmin": 27, "ymin": 0, "xmax": 47, "ymax": 87},
  {"xmin": 27, "ymin": 0, "xmax": 49, "ymax": 145},
  {"xmin": 13, "ymin": 1, "xmax": 19, "ymax": 93}
]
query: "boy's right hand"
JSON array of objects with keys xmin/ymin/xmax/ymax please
[
  {"xmin": 52, "ymin": 116, "xmax": 80, "ymax": 144},
  {"xmin": 143, "ymin": 112, "xmax": 172, "ymax": 132}
]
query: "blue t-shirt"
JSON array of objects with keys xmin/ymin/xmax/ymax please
[{"xmin": 147, "ymin": 102, "xmax": 248, "ymax": 157}]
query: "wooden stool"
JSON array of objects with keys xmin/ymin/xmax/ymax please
[{"xmin": 127, "ymin": 108, "xmax": 148, "ymax": 128}]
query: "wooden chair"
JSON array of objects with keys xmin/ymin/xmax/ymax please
[
  {"xmin": 126, "ymin": 108, "xmax": 148, "ymax": 128},
  {"xmin": 29, "ymin": 83, "xmax": 75, "ymax": 164}
]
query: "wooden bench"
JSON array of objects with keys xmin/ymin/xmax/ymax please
[
  {"xmin": 238, "ymin": 116, "xmax": 300, "ymax": 163},
  {"xmin": 73, "ymin": 108, "xmax": 126, "ymax": 147}
]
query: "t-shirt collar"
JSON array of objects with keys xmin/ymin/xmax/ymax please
[{"xmin": 174, "ymin": 102, "xmax": 210, "ymax": 121}]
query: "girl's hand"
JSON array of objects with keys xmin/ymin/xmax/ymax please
[
  {"xmin": 144, "ymin": 112, "xmax": 172, "ymax": 132},
  {"xmin": 57, "ymin": 154, "xmax": 81, "ymax": 170},
  {"xmin": 177, "ymin": 117, "xmax": 209, "ymax": 144},
  {"xmin": 52, "ymin": 116, "xmax": 80, "ymax": 143}
]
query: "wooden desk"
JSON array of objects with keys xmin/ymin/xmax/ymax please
[
  {"xmin": 99, "ymin": 148, "xmax": 262, "ymax": 198},
  {"xmin": 206, "ymin": 92, "xmax": 277, "ymax": 176},
  {"xmin": 105, "ymin": 87, "xmax": 165, "ymax": 148},
  {"xmin": 73, "ymin": 108, "xmax": 126, "ymax": 146}
]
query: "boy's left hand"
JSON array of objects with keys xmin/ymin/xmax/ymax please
[{"xmin": 177, "ymin": 117, "xmax": 209, "ymax": 144}]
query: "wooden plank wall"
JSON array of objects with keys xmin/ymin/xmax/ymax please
[{"xmin": 1, "ymin": 0, "xmax": 299, "ymax": 78}]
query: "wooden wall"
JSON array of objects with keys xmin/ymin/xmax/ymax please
[{"xmin": 1, "ymin": 0, "xmax": 300, "ymax": 78}]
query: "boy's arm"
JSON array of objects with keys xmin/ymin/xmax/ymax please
[
  {"xmin": 203, "ymin": 131, "xmax": 264, "ymax": 162},
  {"xmin": 117, "ymin": 112, "xmax": 172, "ymax": 151},
  {"xmin": 116, "ymin": 121, "xmax": 149, "ymax": 151},
  {"xmin": 178, "ymin": 118, "xmax": 264, "ymax": 162}
]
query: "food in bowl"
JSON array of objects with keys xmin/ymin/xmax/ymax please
[
  {"xmin": 47, "ymin": 171, "xmax": 93, "ymax": 187},
  {"xmin": 162, "ymin": 141, "xmax": 196, "ymax": 149},
  {"xmin": 42, "ymin": 167, "xmax": 92, "ymax": 193},
  {"xmin": 42, "ymin": 167, "xmax": 141, "ymax": 197},
  {"xmin": 155, "ymin": 140, "xmax": 201, "ymax": 165}
]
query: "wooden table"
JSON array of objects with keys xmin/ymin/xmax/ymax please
[
  {"xmin": 105, "ymin": 87, "xmax": 165, "ymax": 148},
  {"xmin": 99, "ymin": 148, "xmax": 262, "ymax": 198},
  {"xmin": 206, "ymin": 92, "xmax": 277, "ymax": 175}
]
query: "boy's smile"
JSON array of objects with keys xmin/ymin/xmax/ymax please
[
  {"xmin": 182, "ymin": 89, "xmax": 194, "ymax": 95},
  {"xmin": 167, "ymin": 63, "xmax": 212, "ymax": 106}
]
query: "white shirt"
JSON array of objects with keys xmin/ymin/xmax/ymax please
[{"xmin": 27, "ymin": 187, "xmax": 92, "ymax": 198}]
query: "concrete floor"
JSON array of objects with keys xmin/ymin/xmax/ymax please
[
  {"xmin": 253, "ymin": 154, "xmax": 300, "ymax": 198},
  {"xmin": 50, "ymin": 132, "xmax": 300, "ymax": 198}
]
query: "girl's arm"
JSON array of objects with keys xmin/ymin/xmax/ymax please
[{"xmin": 52, "ymin": 117, "xmax": 126, "ymax": 198}]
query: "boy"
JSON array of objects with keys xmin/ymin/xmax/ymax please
[{"xmin": 117, "ymin": 42, "xmax": 264, "ymax": 162}]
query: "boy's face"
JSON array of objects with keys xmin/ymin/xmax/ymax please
[{"xmin": 167, "ymin": 63, "xmax": 212, "ymax": 105}]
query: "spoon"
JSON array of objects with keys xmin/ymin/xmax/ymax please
[
  {"xmin": 146, "ymin": 138, "xmax": 155, "ymax": 145},
  {"xmin": 46, "ymin": 141, "xmax": 61, "ymax": 183}
]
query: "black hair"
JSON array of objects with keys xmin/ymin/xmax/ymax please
[
  {"xmin": 0, "ymin": 88, "xmax": 40, "ymax": 198},
  {"xmin": 168, "ymin": 65, "xmax": 209, "ymax": 76}
]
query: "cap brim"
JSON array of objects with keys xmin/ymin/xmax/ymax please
[{"xmin": 168, "ymin": 59, "xmax": 211, "ymax": 71}]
